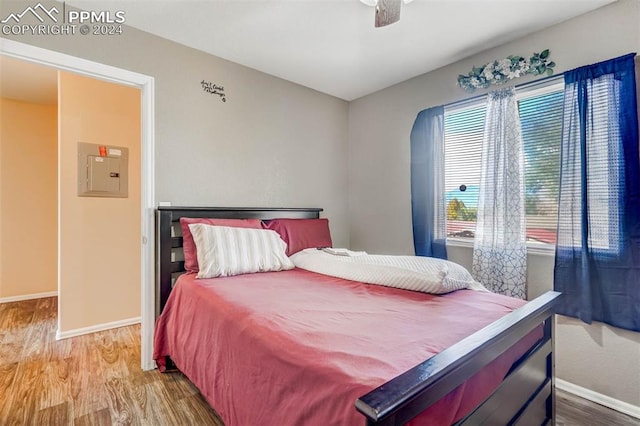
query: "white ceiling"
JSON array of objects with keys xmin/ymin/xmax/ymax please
[
  {"xmin": 66, "ymin": 0, "xmax": 614, "ymax": 100},
  {"xmin": 1, "ymin": 1, "xmax": 614, "ymax": 103}
]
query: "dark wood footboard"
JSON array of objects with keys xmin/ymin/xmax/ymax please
[{"xmin": 356, "ymin": 290, "xmax": 560, "ymax": 425}]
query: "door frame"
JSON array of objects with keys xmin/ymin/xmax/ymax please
[{"xmin": 0, "ymin": 38, "xmax": 156, "ymax": 370}]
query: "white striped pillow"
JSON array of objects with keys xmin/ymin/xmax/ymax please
[{"xmin": 188, "ymin": 224, "xmax": 294, "ymax": 279}]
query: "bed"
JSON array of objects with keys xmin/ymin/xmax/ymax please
[{"xmin": 154, "ymin": 207, "xmax": 560, "ymax": 425}]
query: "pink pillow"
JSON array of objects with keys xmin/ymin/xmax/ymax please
[
  {"xmin": 264, "ymin": 218, "xmax": 332, "ymax": 256},
  {"xmin": 180, "ymin": 217, "xmax": 263, "ymax": 272}
]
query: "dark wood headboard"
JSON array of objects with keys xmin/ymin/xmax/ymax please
[{"xmin": 155, "ymin": 206, "xmax": 322, "ymax": 317}]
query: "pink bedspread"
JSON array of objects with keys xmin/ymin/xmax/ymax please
[{"xmin": 153, "ymin": 269, "xmax": 541, "ymax": 425}]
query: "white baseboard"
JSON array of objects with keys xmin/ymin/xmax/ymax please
[
  {"xmin": 0, "ymin": 291, "xmax": 58, "ymax": 303},
  {"xmin": 556, "ymin": 378, "xmax": 640, "ymax": 420},
  {"xmin": 56, "ymin": 316, "xmax": 141, "ymax": 340}
]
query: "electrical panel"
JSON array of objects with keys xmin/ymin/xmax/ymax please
[{"xmin": 78, "ymin": 142, "xmax": 128, "ymax": 198}]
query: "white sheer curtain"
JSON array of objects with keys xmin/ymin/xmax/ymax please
[{"xmin": 472, "ymin": 87, "xmax": 527, "ymax": 299}]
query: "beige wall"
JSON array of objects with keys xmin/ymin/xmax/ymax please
[
  {"xmin": 2, "ymin": 0, "xmax": 349, "ymax": 333},
  {"xmin": 0, "ymin": 98, "xmax": 57, "ymax": 299},
  {"xmin": 347, "ymin": 0, "xmax": 640, "ymax": 407},
  {"xmin": 57, "ymin": 71, "xmax": 141, "ymax": 332}
]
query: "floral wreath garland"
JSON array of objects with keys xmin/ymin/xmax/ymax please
[{"xmin": 457, "ymin": 49, "xmax": 555, "ymax": 93}]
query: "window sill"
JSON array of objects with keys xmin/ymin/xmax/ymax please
[{"xmin": 445, "ymin": 239, "xmax": 556, "ymax": 257}]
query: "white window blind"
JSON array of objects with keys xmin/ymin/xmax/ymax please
[
  {"xmin": 519, "ymin": 88, "xmax": 564, "ymax": 245},
  {"xmin": 557, "ymin": 76, "xmax": 621, "ymax": 252},
  {"xmin": 444, "ymin": 82, "xmax": 564, "ymax": 247},
  {"xmin": 444, "ymin": 103, "xmax": 484, "ymax": 239}
]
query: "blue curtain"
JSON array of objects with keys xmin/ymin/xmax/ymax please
[
  {"xmin": 554, "ymin": 53, "xmax": 640, "ymax": 332},
  {"xmin": 410, "ymin": 106, "xmax": 447, "ymax": 259}
]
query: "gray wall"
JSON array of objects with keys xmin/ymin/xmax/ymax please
[
  {"xmin": 1, "ymin": 0, "xmax": 350, "ymax": 247},
  {"xmin": 348, "ymin": 0, "xmax": 640, "ymax": 408}
]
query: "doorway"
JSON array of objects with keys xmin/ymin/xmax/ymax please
[
  {"xmin": 0, "ymin": 57, "xmax": 58, "ymax": 303},
  {"xmin": 0, "ymin": 39, "xmax": 156, "ymax": 370}
]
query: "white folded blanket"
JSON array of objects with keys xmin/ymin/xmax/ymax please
[{"xmin": 291, "ymin": 248, "xmax": 487, "ymax": 295}]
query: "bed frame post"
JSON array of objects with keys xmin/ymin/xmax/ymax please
[
  {"xmin": 546, "ymin": 313, "xmax": 556, "ymax": 424},
  {"xmin": 156, "ymin": 209, "xmax": 173, "ymax": 317}
]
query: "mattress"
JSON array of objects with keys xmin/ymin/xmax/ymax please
[{"xmin": 153, "ymin": 268, "xmax": 541, "ymax": 425}]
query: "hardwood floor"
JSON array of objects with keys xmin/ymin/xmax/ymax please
[
  {"xmin": 556, "ymin": 389, "xmax": 640, "ymax": 426},
  {"xmin": 0, "ymin": 297, "xmax": 223, "ymax": 425},
  {"xmin": 1, "ymin": 297, "xmax": 638, "ymax": 425}
]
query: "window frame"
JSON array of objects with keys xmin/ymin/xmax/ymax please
[{"xmin": 443, "ymin": 80, "xmax": 564, "ymax": 254}]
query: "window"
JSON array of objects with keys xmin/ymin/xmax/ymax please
[
  {"xmin": 584, "ymin": 77, "xmax": 621, "ymax": 252},
  {"xmin": 444, "ymin": 102, "xmax": 484, "ymax": 240},
  {"xmin": 444, "ymin": 82, "xmax": 564, "ymax": 248},
  {"xmin": 558, "ymin": 76, "xmax": 622, "ymax": 253}
]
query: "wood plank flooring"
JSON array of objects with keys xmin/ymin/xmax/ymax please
[
  {"xmin": 0, "ymin": 297, "xmax": 222, "ymax": 425},
  {"xmin": 1, "ymin": 296, "xmax": 638, "ymax": 425},
  {"xmin": 556, "ymin": 389, "xmax": 640, "ymax": 426}
]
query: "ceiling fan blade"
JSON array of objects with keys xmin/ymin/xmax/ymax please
[{"xmin": 375, "ymin": 0, "xmax": 401, "ymax": 27}]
